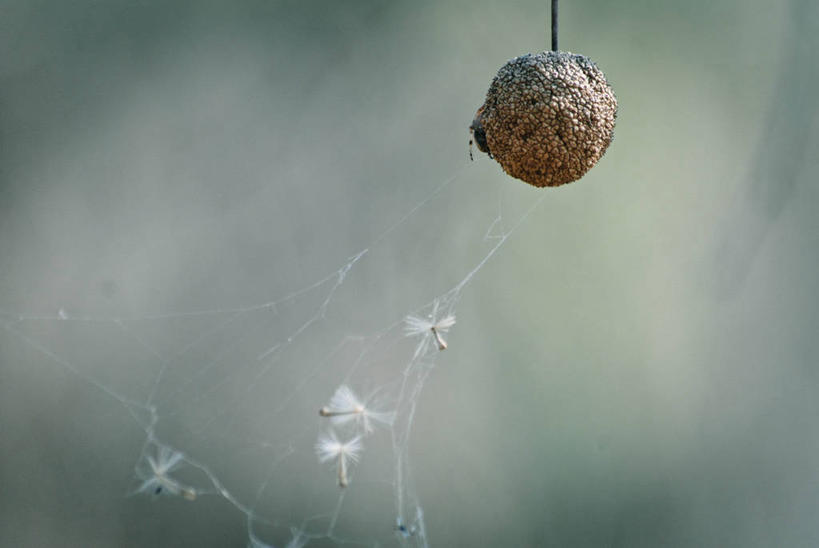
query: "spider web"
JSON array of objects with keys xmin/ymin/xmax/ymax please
[{"xmin": 0, "ymin": 157, "xmax": 548, "ymax": 547}]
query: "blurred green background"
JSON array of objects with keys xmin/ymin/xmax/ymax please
[{"xmin": 1, "ymin": 0, "xmax": 818, "ymax": 546}]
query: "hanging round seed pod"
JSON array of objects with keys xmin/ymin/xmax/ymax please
[{"xmin": 471, "ymin": 51, "xmax": 617, "ymax": 187}]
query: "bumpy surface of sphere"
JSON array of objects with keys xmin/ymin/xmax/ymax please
[{"xmin": 476, "ymin": 51, "xmax": 617, "ymax": 187}]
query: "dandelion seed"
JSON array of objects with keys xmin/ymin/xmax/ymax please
[
  {"xmin": 315, "ymin": 431, "xmax": 362, "ymax": 488},
  {"xmin": 404, "ymin": 304, "xmax": 456, "ymax": 358},
  {"xmin": 318, "ymin": 385, "xmax": 392, "ymax": 434},
  {"xmin": 135, "ymin": 446, "xmax": 196, "ymax": 501}
]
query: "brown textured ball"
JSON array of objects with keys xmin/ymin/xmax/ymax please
[{"xmin": 472, "ymin": 51, "xmax": 617, "ymax": 187}]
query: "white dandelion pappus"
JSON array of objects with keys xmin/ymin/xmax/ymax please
[
  {"xmin": 135, "ymin": 445, "xmax": 196, "ymax": 501},
  {"xmin": 315, "ymin": 431, "xmax": 362, "ymax": 488},
  {"xmin": 404, "ymin": 300, "xmax": 456, "ymax": 358},
  {"xmin": 318, "ymin": 384, "xmax": 393, "ymax": 434}
]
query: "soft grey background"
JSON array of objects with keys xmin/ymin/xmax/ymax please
[{"xmin": 2, "ymin": 0, "xmax": 818, "ymax": 546}]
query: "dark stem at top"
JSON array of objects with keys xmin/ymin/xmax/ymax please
[{"xmin": 551, "ymin": 0, "xmax": 558, "ymax": 51}]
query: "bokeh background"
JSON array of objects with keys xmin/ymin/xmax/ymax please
[{"xmin": 2, "ymin": 0, "xmax": 818, "ymax": 546}]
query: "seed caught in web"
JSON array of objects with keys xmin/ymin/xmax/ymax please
[
  {"xmin": 318, "ymin": 385, "xmax": 393, "ymax": 434},
  {"xmin": 315, "ymin": 431, "xmax": 362, "ymax": 488},
  {"xmin": 134, "ymin": 446, "xmax": 197, "ymax": 501},
  {"xmin": 471, "ymin": 51, "xmax": 617, "ymax": 187},
  {"xmin": 404, "ymin": 303, "xmax": 456, "ymax": 358}
]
